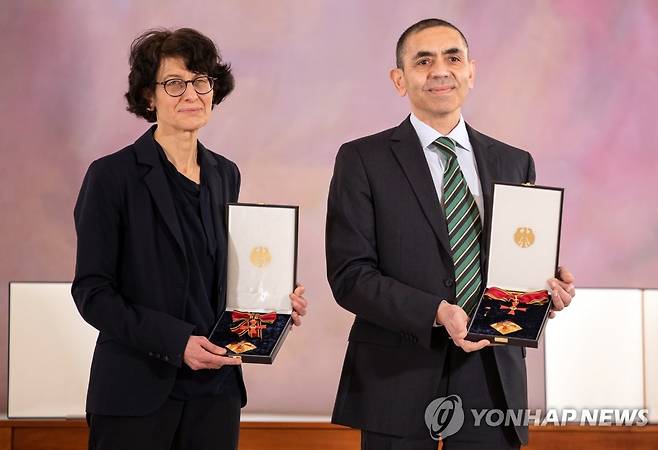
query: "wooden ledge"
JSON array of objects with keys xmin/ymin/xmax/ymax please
[{"xmin": 1, "ymin": 420, "xmax": 657, "ymax": 450}]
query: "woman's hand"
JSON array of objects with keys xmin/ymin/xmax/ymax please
[
  {"xmin": 290, "ymin": 284, "xmax": 308, "ymax": 326},
  {"xmin": 183, "ymin": 335, "xmax": 242, "ymax": 370}
]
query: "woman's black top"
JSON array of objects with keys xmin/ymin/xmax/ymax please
[{"xmin": 156, "ymin": 141, "xmax": 239, "ymax": 400}]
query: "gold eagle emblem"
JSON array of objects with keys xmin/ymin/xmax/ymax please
[
  {"xmin": 514, "ymin": 227, "xmax": 535, "ymax": 248},
  {"xmin": 250, "ymin": 246, "xmax": 272, "ymax": 268}
]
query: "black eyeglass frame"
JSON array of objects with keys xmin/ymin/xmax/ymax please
[{"xmin": 154, "ymin": 76, "xmax": 216, "ymax": 97}]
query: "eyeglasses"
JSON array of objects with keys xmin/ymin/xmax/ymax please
[{"xmin": 155, "ymin": 76, "xmax": 215, "ymax": 97}]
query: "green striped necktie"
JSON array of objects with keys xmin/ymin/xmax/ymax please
[{"xmin": 435, "ymin": 136, "xmax": 482, "ymax": 314}]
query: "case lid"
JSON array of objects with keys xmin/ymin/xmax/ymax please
[
  {"xmin": 226, "ymin": 203, "xmax": 298, "ymax": 313},
  {"xmin": 486, "ymin": 183, "xmax": 563, "ymax": 292}
]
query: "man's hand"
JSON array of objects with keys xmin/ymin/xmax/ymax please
[
  {"xmin": 436, "ymin": 300, "xmax": 489, "ymax": 352},
  {"xmin": 290, "ymin": 284, "xmax": 308, "ymax": 326},
  {"xmin": 183, "ymin": 335, "xmax": 242, "ymax": 370},
  {"xmin": 547, "ymin": 266, "xmax": 576, "ymax": 319}
]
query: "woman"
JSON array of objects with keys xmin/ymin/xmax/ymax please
[{"xmin": 72, "ymin": 28, "xmax": 308, "ymax": 450}]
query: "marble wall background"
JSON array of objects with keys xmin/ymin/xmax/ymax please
[{"xmin": 2, "ymin": 0, "xmax": 657, "ymax": 416}]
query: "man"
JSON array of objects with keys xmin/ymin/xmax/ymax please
[{"xmin": 326, "ymin": 19, "xmax": 575, "ymax": 449}]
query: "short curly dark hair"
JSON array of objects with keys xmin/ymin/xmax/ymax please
[{"xmin": 125, "ymin": 28, "xmax": 234, "ymax": 122}]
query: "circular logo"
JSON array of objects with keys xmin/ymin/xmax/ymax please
[
  {"xmin": 250, "ymin": 246, "xmax": 272, "ymax": 268},
  {"xmin": 514, "ymin": 227, "xmax": 535, "ymax": 248},
  {"xmin": 424, "ymin": 394, "xmax": 465, "ymax": 441}
]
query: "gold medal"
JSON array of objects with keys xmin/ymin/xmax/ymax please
[
  {"xmin": 226, "ymin": 341, "xmax": 257, "ymax": 354},
  {"xmin": 514, "ymin": 227, "xmax": 535, "ymax": 248},
  {"xmin": 490, "ymin": 320, "xmax": 522, "ymax": 335},
  {"xmin": 250, "ymin": 246, "xmax": 272, "ymax": 268}
]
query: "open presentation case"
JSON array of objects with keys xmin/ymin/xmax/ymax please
[
  {"xmin": 209, "ymin": 203, "xmax": 298, "ymax": 363},
  {"xmin": 466, "ymin": 183, "xmax": 564, "ymax": 347}
]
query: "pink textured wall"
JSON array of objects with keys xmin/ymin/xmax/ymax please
[{"xmin": 2, "ymin": 0, "xmax": 657, "ymax": 416}]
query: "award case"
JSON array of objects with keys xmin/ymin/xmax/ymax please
[
  {"xmin": 465, "ymin": 183, "xmax": 564, "ymax": 348},
  {"xmin": 209, "ymin": 203, "xmax": 299, "ymax": 363}
]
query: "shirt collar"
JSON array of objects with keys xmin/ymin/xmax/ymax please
[{"xmin": 409, "ymin": 113, "xmax": 472, "ymax": 152}]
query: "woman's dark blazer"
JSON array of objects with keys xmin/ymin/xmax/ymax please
[{"xmin": 72, "ymin": 126, "xmax": 246, "ymax": 416}]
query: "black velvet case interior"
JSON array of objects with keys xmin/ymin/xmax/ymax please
[
  {"xmin": 209, "ymin": 311, "xmax": 291, "ymax": 362},
  {"xmin": 467, "ymin": 293, "xmax": 551, "ymax": 345}
]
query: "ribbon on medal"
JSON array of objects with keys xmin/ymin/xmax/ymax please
[
  {"xmin": 484, "ymin": 287, "xmax": 549, "ymax": 315},
  {"xmin": 230, "ymin": 311, "xmax": 277, "ymax": 338}
]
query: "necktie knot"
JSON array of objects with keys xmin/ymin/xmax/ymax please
[{"xmin": 435, "ymin": 136, "xmax": 457, "ymax": 159}]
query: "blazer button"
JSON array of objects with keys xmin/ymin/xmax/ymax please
[
  {"xmin": 444, "ymin": 279, "xmax": 454, "ymax": 287},
  {"xmin": 163, "ymin": 355, "xmax": 170, "ymax": 362}
]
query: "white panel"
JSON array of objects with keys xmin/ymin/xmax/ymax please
[
  {"xmin": 545, "ymin": 288, "xmax": 644, "ymax": 415},
  {"xmin": 241, "ymin": 414, "xmax": 331, "ymax": 422},
  {"xmin": 644, "ymin": 290, "xmax": 658, "ymax": 423},
  {"xmin": 8, "ymin": 282, "xmax": 97, "ymax": 418}
]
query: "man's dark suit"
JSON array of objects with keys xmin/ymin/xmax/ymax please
[
  {"xmin": 72, "ymin": 127, "xmax": 246, "ymax": 416},
  {"xmin": 326, "ymin": 116, "xmax": 535, "ymax": 444}
]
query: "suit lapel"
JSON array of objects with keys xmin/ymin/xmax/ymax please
[
  {"xmin": 198, "ymin": 144, "xmax": 229, "ymax": 313},
  {"xmin": 133, "ymin": 127, "xmax": 186, "ymax": 257},
  {"xmin": 467, "ymin": 124, "xmax": 498, "ymax": 275},
  {"xmin": 198, "ymin": 143, "xmax": 226, "ymax": 253},
  {"xmin": 390, "ymin": 117, "xmax": 452, "ymax": 256}
]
